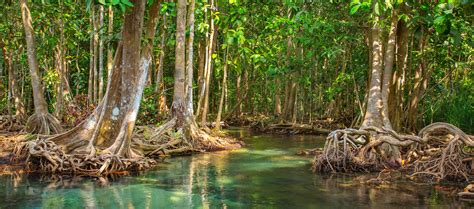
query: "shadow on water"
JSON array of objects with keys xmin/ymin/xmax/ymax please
[{"xmin": 0, "ymin": 127, "xmax": 471, "ymax": 208}]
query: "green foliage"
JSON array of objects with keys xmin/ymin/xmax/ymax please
[
  {"xmin": 137, "ymin": 86, "xmax": 161, "ymax": 125},
  {"xmin": 424, "ymin": 75, "xmax": 474, "ymax": 133},
  {"xmin": 89, "ymin": 0, "xmax": 134, "ymax": 13},
  {"xmin": 0, "ymin": 0, "xmax": 472, "ymax": 133}
]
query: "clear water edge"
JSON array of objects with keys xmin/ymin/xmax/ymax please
[{"xmin": 0, "ymin": 128, "xmax": 471, "ymax": 209}]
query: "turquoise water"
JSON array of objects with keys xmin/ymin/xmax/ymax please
[{"xmin": 0, "ymin": 128, "xmax": 470, "ymax": 208}]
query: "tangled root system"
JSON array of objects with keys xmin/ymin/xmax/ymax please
[
  {"xmin": 313, "ymin": 122, "xmax": 474, "ymax": 183},
  {"xmin": 135, "ymin": 117, "xmax": 242, "ymax": 157},
  {"xmin": 13, "ymin": 138, "xmax": 156, "ymax": 175},
  {"xmin": 25, "ymin": 113, "xmax": 63, "ymax": 135},
  {"xmin": 13, "ymin": 116, "xmax": 241, "ymax": 175}
]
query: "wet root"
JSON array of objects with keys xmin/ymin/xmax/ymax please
[
  {"xmin": 13, "ymin": 137, "xmax": 156, "ymax": 175},
  {"xmin": 313, "ymin": 123, "xmax": 474, "ymax": 182}
]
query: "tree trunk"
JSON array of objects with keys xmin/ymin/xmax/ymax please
[
  {"xmin": 214, "ymin": 47, "xmax": 228, "ymax": 131},
  {"xmin": 0, "ymin": 43, "xmax": 3, "ymax": 102},
  {"xmin": 195, "ymin": 9, "xmax": 210, "ymax": 120},
  {"xmin": 381, "ymin": 9, "xmax": 398, "ymax": 130},
  {"xmin": 29, "ymin": 0, "xmax": 154, "ymax": 174},
  {"xmin": 274, "ymin": 78, "xmax": 281, "ymax": 116},
  {"xmin": 408, "ymin": 31, "xmax": 428, "ymax": 132},
  {"xmin": 172, "ymin": 0, "xmax": 187, "ymax": 126},
  {"xmin": 93, "ymin": 6, "xmax": 99, "ymax": 104},
  {"xmin": 236, "ymin": 73, "xmax": 241, "ymax": 116},
  {"xmin": 107, "ymin": 6, "xmax": 114, "ymax": 81},
  {"xmin": 20, "ymin": 0, "xmax": 62, "ymax": 134},
  {"xmin": 98, "ymin": 5, "xmax": 105, "ymax": 101},
  {"xmin": 281, "ymin": 78, "xmax": 290, "ymax": 122},
  {"xmin": 0, "ymin": 44, "xmax": 3, "ymax": 81},
  {"xmin": 361, "ymin": 9, "xmax": 383, "ymax": 129},
  {"xmin": 287, "ymin": 78, "xmax": 297, "ymax": 122},
  {"xmin": 54, "ymin": 45, "xmax": 64, "ymax": 118},
  {"xmin": 186, "ymin": 0, "xmax": 195, "ymax": 116},
  {"xmin": 243, "ymin": 67, "xmax": 249, "ymax": 113},
  {"xmin": 200, "ymin": 0, "xmax": 215, "ymax": 127},
  {"xmin": 20, "ymin": 0, "xmax": 47, "ymax": 115},
  {"xmin": 150, "ymin": 0, "xmax": 239, "ymax": 154},
  {"xmin": 3, "ymin": 47, "xmax": 25, "ymax": 120},
  {"xmin": 155, "ymin": 13, "xmax": 168, "ymax": 116},
  {"xmin": 88, "ymin": 5, "xmax": 95, "ymax": 104},
  {"xmin": 391, "ymin": 14, "xmax": 409, "ymax": 132},
  {"xmin": 54, "ymin": 16, "xmax": 68, "ymax": 119}
]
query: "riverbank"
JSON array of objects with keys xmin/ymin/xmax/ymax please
[
  {"xmin": 1, "ymin": 128, "xmax": 472, "ymax": 208},
  {"xmin": 227, "ymin": 114, "xmax": 344, "ymax": 135}
]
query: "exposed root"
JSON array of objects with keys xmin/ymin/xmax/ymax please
[
  {"xmin": 261, "ymin": 123, "xmax": 331, "ymax": 135},
  {"xmin": 313, "ymin": 128, "xmax": 386, "ymax": 173},
  {"xmin": 408, "ymin": 123, "xmax": 474, "ymax": 182},
  {"xmin": 12, "ymin": 115, "xmax": 241, "ymax": 175},
  {"xmin": 13, "ymin": 137, "xmax": 156, "ymax": 175},
  {"xmin": 138, "ymin": 117, "xmax": 243, "ymax": 157},
  {"xmin": 25, "ymin": 113, "xmax": 63, "ymax": 135},
  {"xmin": 313, "ymin": 122, "xmax": 474, "ymax": 183},
  {"xmin": 0, "ymin": 115, "xmax": 24, "ymax": 133}
]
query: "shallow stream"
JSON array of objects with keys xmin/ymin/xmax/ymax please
[{"xmin": 0, "ymin": 128, "xmax": 470, "ymax": 208}]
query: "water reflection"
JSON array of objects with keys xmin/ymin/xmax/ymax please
[{"xmin": 0, "ymin": 129, "xmax": 471, "ymax": 208}]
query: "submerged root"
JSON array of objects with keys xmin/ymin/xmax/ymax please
[
  {"xmin": 313, "ymin": 128, "xmax": 385, "ymax": 173},
  {"xmin": 313, "ymin": 122, "xmax": 474, "ymax": 183},
  {"xmin": 13, "ymin": 138, "xmax": 156, "ymax": 175},
  {"xmin": 25, "ymin": 113, "xmax": 63, "ymax": 135}
]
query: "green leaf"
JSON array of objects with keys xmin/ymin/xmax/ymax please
[
  {"xmin": 86, "ymin": 0, "xmax": 92, "ymax": 12},
  {"xmin": 350, "ymin": 4, "xmax": 361, "ymax": 15},
  {"xmin": 227, "ymin": 36, "xmax": 234, "ymax": 45},
  {"xmin": 374, "ymin": 2, "xmax": 380, "ymax": 15},
  {"xmin": 112, "ymin": 0, "xmax": 120, "ymax": 5},
  {"xmin": 121, "ymin": 0, "xmax": 134, "ymax": 7},
  {"xmin": 119, "ymin": 3, "xmax": 126, "ymax": 12},
  {"xmin": 434, "ymin": 15, "xmax": 447, "ymax": 33},
  {"xmin": 350, "ymin": 0, "xmax": 360, "ymax": 7}
]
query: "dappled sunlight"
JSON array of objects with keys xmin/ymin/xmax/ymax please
[{"xmin": 1, "ymin": 0, "xmax": 472, "ymax": 207}]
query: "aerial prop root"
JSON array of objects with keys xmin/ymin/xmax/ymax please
[
  {"xmin": 25, "ymin": 113, "xmax": 63, "ymax": 135},
  {"xmin": 313, "ymin": 122, "xmax": 474, "ymax": 182},
  {"xmin": 139, "ymin": 117, "xmax": 242, "ymax": 157},
  {"xmin": 13, "ymin": 136, "xmax": 156, "ymax": 175}
]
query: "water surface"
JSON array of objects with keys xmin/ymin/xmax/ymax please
[{"xmin": 0, "ymin": 128, "xmax": 470, "ymax": 208}]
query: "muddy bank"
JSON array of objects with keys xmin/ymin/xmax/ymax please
[{"xmin": 0, "ymin": 134, "xmax": 29, "ymax": 175}]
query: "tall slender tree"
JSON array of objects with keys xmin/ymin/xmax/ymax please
[
  {"xmin": 20, "ymin": 0, "xmax": 62, "ymax": 134},
  {"xmin": 149, "ymin": 0, "xmax": 240, "ymax": 155}
]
